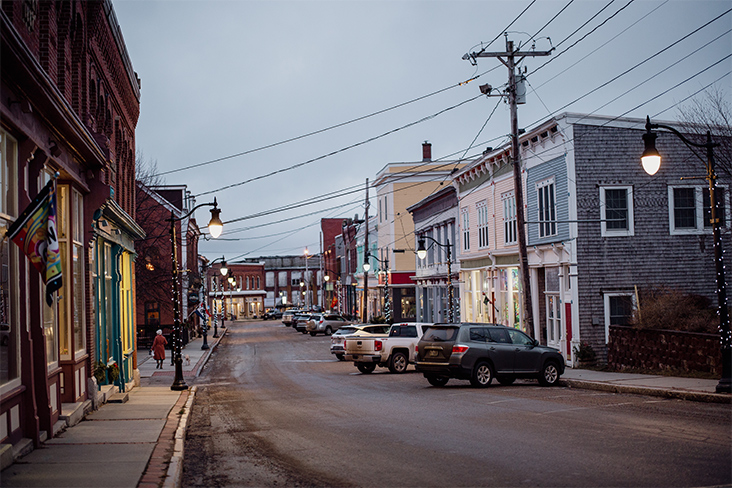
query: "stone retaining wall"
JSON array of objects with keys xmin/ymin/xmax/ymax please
[{"xmin": 608, "ymin": 326, "xmax": 722, "ymax": 375}]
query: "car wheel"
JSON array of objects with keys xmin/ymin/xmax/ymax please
[
  {"xmin": 309, "ymin": 331, "xmax": 317, "ymax": 336},
  {"xmin": 426, "ymin": 375, "xmax": 449, "ymax": 387},
  {"xmin": 324, "ymin": 326, "xmax": 332, "ymax": 336},
  {"xmin": 539, "ymin": 361, "xmax": 560, "ymax": 386},
  {"xmin": 497, "ymin": 376, "xmax": 516, "ymax": 386},
  {"xmin": 335, "ymin": 353, "xmax": 345, "ymax": 361},
  {"xmin": 470, "ymin": 361, "xmax": 494, "ymax": 388},
  {"xmin": 356, "ymin": 363, "xmax": 376, "ymax": 374},
  {"xmin": 388, "ymin": 352, "xmax": 408, "ymax": 374}
]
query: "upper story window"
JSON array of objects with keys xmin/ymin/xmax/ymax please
[
  {"xmin": 600, "ymin": 186, "xmax": 634, "ymax": 237},
  {"xmin": 477, "ymin": 201, "xmax": 489, "ymax": 249},
  {"xmin": 669, "ymin": 185, "xmax": 728, "ymax": 235},
  {"xmin": 537, "ymin": 179, "xmax": 557, "ymax": 238},
  {"xmin": 461, "ymin": 208, "xmax": 470, "ymax": 251},
  {"xmin": 502, "ymin": 192, "xmax": 517, "ymax": 245}
]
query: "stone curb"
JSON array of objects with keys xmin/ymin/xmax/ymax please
[
  {"xmin": 162, "ymin": 386, "xmax": 196, "ymax": 488},
  {"xmin": 561, "ymin": 379, "xmax": 731, "ymax": 404},
  {"xmin": 161, "ymin": 326, "xmax": 227, "ymax": 487},
  {"xmin": 194, "ymin": 328, "xmax": 227, "ymax": 377}
]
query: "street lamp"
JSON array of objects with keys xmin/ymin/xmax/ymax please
[
  {"xmin": 364, "ymin": 252, "xmax": 391, "ymax": 323},
  {"xmin": 417, "ymin": 236, "xmax": 455, "ymax": 323},
  {"xmin": 641, "ymin": 116, "xmax": 730, "ymax": 394},
  {"xmin": 227, "ymin": 274, "xmax": 236, "ymax": 321},
  {"xmin": 168, "ymin": 198, "xmax": 223, "ymax": 391},
  {"xmin": 205, "ymin": 256, "xmax": 228, "ymax": 340}
]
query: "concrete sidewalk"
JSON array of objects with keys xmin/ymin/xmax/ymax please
[
  {"xmin": 1, "ymin": 327, "xmax": 227, "ymax": 488},
  {"xmin": 562, "ymin": 367, "xmax": 731, "ymax": 403}
]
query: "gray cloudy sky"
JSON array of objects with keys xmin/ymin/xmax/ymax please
[{"xmin": 113, "ymin": 0, "xmax": 732, "ymax": 262}]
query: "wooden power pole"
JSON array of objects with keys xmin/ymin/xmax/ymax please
[
  {"xmin": 470, "ymin": 35, "xmax": 552, "ymax": 338},
  {"xmin": 362, "ymin": 178, "xmax": 370, "ymax": 322}
]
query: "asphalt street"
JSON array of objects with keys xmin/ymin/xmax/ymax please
[{"xmin": 183, "ymin": 320, "xmax": 731, "ymax": 487}]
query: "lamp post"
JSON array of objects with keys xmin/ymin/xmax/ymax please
[
  {"xmin": 641, "ymin": 116, "xmax": 730, "ymax": 394},
  {"xmin": 363, "ymin": 252, "xmax": 391, "ymax": 323},
  {"xmin": 207, "ymin": 257, "xmax": 228, "ymax": 339},
  {"xmin": 417, "ymin": 236, "xmax": 454, "ymax": 323},
  {"xmin": 168, "ymin": 198, "xmax": 223, "ymax": 391},
  {"xmin": 304, "ymin": 247, "xmax": 310, "ymax": 309},
  {"xmin": 227, "ymin": 274, "xmax": 236, "ymax": 321}
]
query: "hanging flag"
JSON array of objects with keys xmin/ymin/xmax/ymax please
[
  {"xmin": 189, "ymin": 300, "xmax": 211, "ymax": 321},
  {"xmin": 6, "ymin": 177, "xmax": 62, "ymax": 305}
]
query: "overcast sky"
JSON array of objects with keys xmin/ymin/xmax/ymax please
[{"xmin": 113, "ymin": 0, "xmax": 731, "ymax": 262}]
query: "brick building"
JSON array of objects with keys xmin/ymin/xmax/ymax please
[
  {"xmin": 134, "ymin": 184, "xmax": 201, "ymax": 348},
  {"xmin": 1, "ymin": 0, "xmax": 141, "ymax": 456}
]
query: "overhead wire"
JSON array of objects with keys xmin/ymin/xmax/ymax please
[{"xmin": 195, "ymin": 94, "xmax": 484, "ymax": 198}]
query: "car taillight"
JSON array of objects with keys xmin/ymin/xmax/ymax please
[
  {"xmin": 375, "ymin": 340, "xmax": 382, "ymax": 351},
  {"xmin": 414, "ymin": 345, "xmax": 418, "ymax": 354},
  {"xmin": 452, "ymin": 345, "xmax": 469, "ymax": 354}
]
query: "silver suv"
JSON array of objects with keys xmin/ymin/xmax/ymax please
[
  {"xmin": 415, "ymin": 323, "xmax": 565, "ymax": 387},
  {"xmin": 306, "ymin": 313, "xmax": 351, "ymax": 336}
]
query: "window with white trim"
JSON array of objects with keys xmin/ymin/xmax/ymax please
[
  {"xmin": 461, "ymin": 208, "xmax": 470, "ymax": 251},
  {"xmin": 600, "ymin": 186, "xmax": 634, "ymax": 237},
  {"xmin": 669, "ymin": 185, "xmax": 728, "ymax": 234},
  {"xmin": 477, "ymin": 201, "xmax": 489, "ymax": 248},
  {"xmin": 603, "ymin": 292, "xmax": 635, "ymax": 343},
  {"xmin": 537, "ymin": 179, "xmax": 557, "ymax": 238},
  {"xmin": 502, "ymin": 191, "xmax": 517, "ymax": 245}
]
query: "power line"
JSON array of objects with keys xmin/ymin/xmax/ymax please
[
  {"xmin": 195, "ymin": 94, "xmax": 483, "ymax": 198},
  {"xmin": 154, "ymin": 78, "xmax": 482, "ymax": 178}
]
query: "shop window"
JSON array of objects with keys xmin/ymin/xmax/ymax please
[{"xmin": 0, "ymin": 130, "xmax": 19, "ymax": 388}]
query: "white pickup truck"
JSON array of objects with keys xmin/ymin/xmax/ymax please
[{"xmin": 344, "ymin": 322, "xmax": 432, "ymax": 374}]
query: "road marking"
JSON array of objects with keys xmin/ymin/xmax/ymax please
[
  {"xmin": 195, "ymin": 382, "xmax": 233, "ymax": 387},
  {"xmin": 284, "ymin": 359, "xmax": 339, "ymax": 363}
]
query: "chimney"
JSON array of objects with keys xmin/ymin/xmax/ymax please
[{"xmin": 422, "ymin": 141, "xmax": 432, "ymax": 161}]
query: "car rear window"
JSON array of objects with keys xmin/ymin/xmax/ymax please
[
  {"xmin": 337, "ymin": 327, "xmax": 357, "ymax": 335},
  {"xmin": 423, "ymin": 327, "xmax": 458, "ymax": 342}
]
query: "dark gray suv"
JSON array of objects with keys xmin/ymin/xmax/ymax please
[{"xmin": 415, "ymin": 323, "xmax": 565, "ymax": 387}]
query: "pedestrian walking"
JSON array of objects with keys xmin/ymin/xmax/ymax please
[{"xmin": 151, "ymin": 329, "xmax": 167, "ymax": 369}]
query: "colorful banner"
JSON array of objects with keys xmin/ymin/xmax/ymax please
[{"xmin": 6, "ymin": 178, "xmax": 62, "ymax": 305}]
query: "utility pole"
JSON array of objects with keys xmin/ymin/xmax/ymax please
[
  {"xmin": 362, "ymin": 178, "xmax": 370, "ymax": 322},
  {"xmin": 469, "ymin": 35, "xmax": 552, "ymax": 338}
]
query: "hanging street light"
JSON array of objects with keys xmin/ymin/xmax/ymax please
[
  {"xmin": 641, "ymin": 116, "xmax": 730, "ymax": 394},
  {"xmin": 364, "ymin": 251, "xmax": 391, "ymax": 323},
  {"xmin": 417, "ymin": 236, "xmax": 455, "ymax": 323},
  {"xmin": 168, "ymin": 199, "xmax": 223, "ymax": 391}
]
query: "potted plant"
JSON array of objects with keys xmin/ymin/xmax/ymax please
[
  {"xmin": 107, "ymin": 361, "xmax": 120, "ymax": 383},
  {"xmin": 93, "ymin": 361, "xmax": 107, "ymax": 384},
  {"xmin": 573, "ymin": 341, "xmax": 596, "ymax": 367}
]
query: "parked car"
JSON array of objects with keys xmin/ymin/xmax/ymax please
[
  {"xmin": 282, "ymin": 309, "xmax": 301, "ymax": 326},
  {"xmin": 293, "ymin": 313, "xmax": 315, "ymax": 333},
  {"xmin": 415, "ymin": 323, "xmax": 565, "ymax": 387},
  {"xmin": 330, "ymin": 324, "xmax": 392, "ymax": 360},
  {"xmin": 306, "ymin": 313, "xmax": 352, "ymax": 336},
  {"xmin": 263, "ymin": 309, "xmax": 283, "ymax": 320},
  {"xmin": 344, "ymin": 322, "xmax": 432, "ymax": 374}
]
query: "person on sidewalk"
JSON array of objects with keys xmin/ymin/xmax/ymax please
[{"xmin": 152, "ymin": 329, "xmax": 168, "ymax": 369}]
